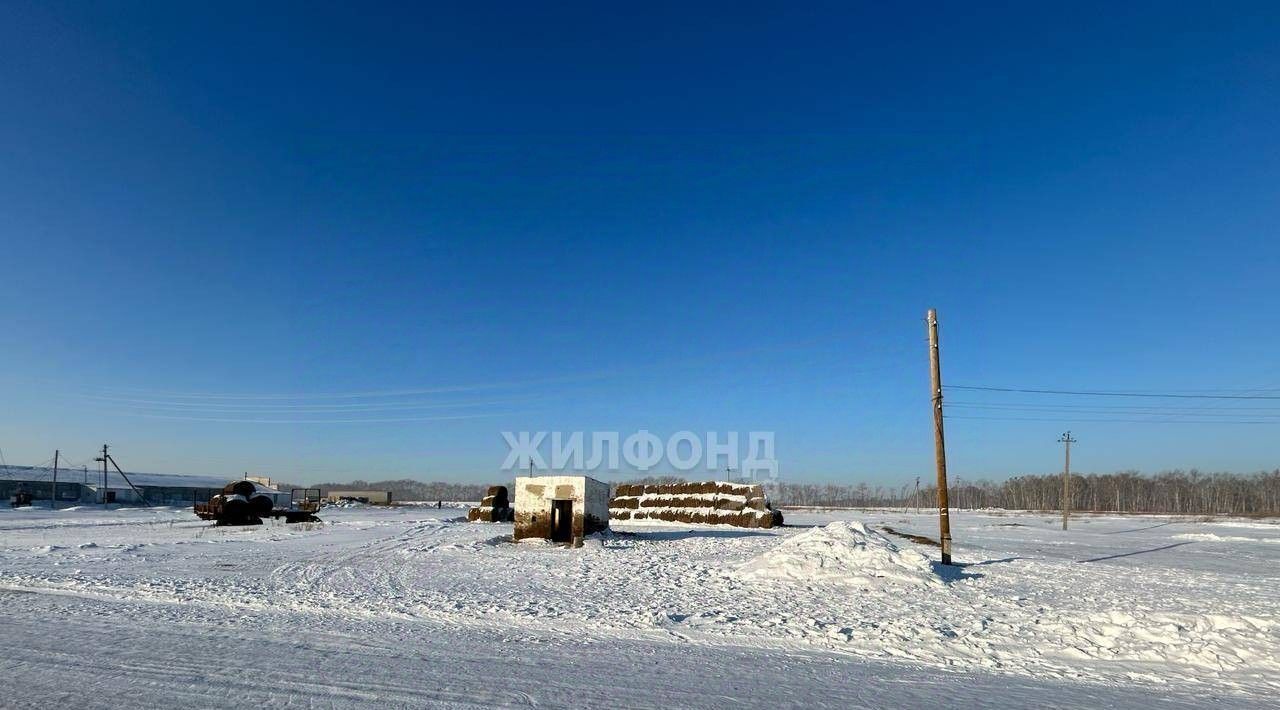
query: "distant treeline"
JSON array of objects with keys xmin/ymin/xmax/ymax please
[
  {"xmin": 303, "ymin": 470, "xmax": 1280, "ymax": 516},
  {"xmin": 772, "ymin": 469, "xmax": 1280, "ymax": 516}
]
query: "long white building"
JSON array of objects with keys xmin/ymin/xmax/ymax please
[{"xmin": 1, "ymin": 465, "xmax": 288, "ymax": 507}]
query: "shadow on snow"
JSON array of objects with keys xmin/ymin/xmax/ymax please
[{"xmin": 1077, "ymin": 541, "xmax": 1193, "ymax": 563}]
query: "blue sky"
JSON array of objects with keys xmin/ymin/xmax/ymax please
[{"xmin": 1, "ymin": 2, "xmax": 1277, "ymax": 484}]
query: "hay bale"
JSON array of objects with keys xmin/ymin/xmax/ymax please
[
  {"xmin": 483, "ymin": 485, "xmax": 510, "ymax": 508},
  {"xmin": 220, "ymin": 494, "xmax": 249, "ymax": 520},
  {"xmin": 248, "ymin": 494, "xmax": 274, "ymax": 516},
  {"xmin": 605, "ymin": 481, "xmax": 776, "ymax": 529},
  {"xmin": 223, "ymin": 481, "xmax": 256, "ymax": 498}
]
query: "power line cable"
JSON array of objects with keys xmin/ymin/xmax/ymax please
[
  {"xmin": 948, "ymin": 400, "xmax": 1280, "ymax": 411},
  {"xmin": 949, "ymin": 403, "xmax": 1280, "ymax": 417},
  {"xmin": 117, "ymin": 411, "xmax": 511, "ymax": 424},
  {"xmin": 945, "ymin": 414, "xmax": 1276, "ymax": 424},
  {"xmin": 81, "ymin": 394, "xmax": 543, "ymax": 412},
  {"xmin": 946, "ymin": 385, "xmax": 1280, "ymax": 400}
]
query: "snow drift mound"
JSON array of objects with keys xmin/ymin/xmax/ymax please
[{"xmin": 739, "ymin": 521, "xmax": 940, "ymax": 587}]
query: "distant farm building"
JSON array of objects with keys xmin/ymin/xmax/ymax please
[
  {"xmin": 513, "ymin": 475, "xmax": 609, "ymax": 542},
  {"xmin": 0, "ymin": 465, "xmax": 285, "ymax": 507},
  {"xmin": 326, "ymin": 490, "xmax": 393, "ymax": 505}
]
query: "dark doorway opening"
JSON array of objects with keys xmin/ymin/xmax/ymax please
[{"xmin": 551, "ymin": 500, "xmax": 574, "ymax": 543}]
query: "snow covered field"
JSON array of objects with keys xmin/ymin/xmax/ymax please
[{"xmin": 1, "ymin": 504, "xmax": 1276, "ymax": 708}]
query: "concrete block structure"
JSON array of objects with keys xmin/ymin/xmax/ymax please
[{"xmin": 513, "ymin": 475, "xmax": 609, "ymax": 542}]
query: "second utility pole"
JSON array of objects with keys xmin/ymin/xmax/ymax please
[
  {"xmin": 95, "ymin": 444, "xmax": 109, "ymax": 508},
  {"xmin": 926, "ymin": 309, "xmax": 953, "ymax": 565},
  {"xmin": 1059, "ymin": 431, "xmax": 1076, "ymax": 530}
]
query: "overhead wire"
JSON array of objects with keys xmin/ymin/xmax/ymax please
[
  {"xmin": 944, "ymin": 380, "xmax": 1280, "ymax": 425},
  {"xmin": 947, "ymin": 400, "xmax": 1280, "ymax": 412},
  {"xmin": 80, "ymin": 394, "xmax": 545, "ymax": 412},
  {"xmin": 948, "ymin": 403, "xmax": 1280, "ymax": 417},
  {"xmin": 945, "ymin": 385, "xmax": 1280, "ymax": 400},
  {"xmin": 944, "ymin": 414, "xmax": 1276, "ymax": 425}
]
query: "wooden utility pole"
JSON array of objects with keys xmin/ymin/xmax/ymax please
[
  {"xmin": 1059, "ymin": 432, "xmax": 1076, "ymax": 530},
  {"xmin": 926, "ymin": 309, "xmax": 953, "ymax": 565},
  {"xmin": 50, "ymin": 449, "xmax": 59, "ymax": 510},
  {"xmin": 95, "ymin": 444, "xmax": 109, "ymax": 508}
]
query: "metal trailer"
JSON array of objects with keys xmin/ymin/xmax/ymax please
[{"xmin": 194, "ymin": 482, "xmax": 322, "ymax": 526}]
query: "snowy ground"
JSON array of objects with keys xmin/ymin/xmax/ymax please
[{"xmin": 0, "ymin": 504, "xmax": 1276, "ymax": 708}]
